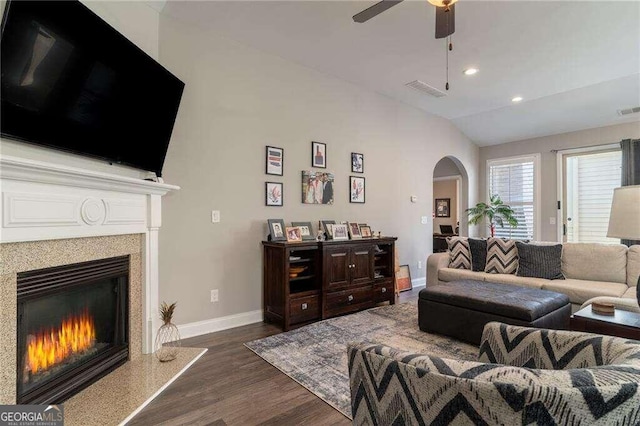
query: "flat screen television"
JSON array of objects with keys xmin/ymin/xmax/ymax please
[{"xmin": 1, "ymin": 0, "xmax": 184, "ymax": 177}]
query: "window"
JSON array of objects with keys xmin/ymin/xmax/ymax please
[
  {"xmin": 564, "ymin": 149, "xmax": 621, "ymax": 243},
  {"xmin": 487, "ymin": 155, "xmax": 539, "ymax": 240}
]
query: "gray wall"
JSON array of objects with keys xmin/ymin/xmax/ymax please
[
  {"xmin": 479, "ymin": 122, "xmax": 640, "ymax": 241},
  {"xmin": 158, "ymin": 16, "xmax": 479, "ymax": 325},
  {"xmin": 433, "ymin": 157, "xmax": 461, "ymax": 178}
]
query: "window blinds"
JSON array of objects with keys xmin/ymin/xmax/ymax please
[{"xmin": 488, "ymin": 158, "xmax": 535, "ymax": 240}]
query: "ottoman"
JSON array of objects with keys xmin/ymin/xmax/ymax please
[{"xmin": 419, "ymin": 280, "xmax": 571, "ymax": 345}]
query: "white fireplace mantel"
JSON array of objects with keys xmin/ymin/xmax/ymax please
[{"xmin": 0, "ymin": 155, "xmax": 179, "ymax": 354}]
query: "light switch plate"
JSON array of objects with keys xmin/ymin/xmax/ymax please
[
  {"xmin": 421, "ymin": 216, "xmax": 429, "ymax": 224},
  {"xmin": 549, "ymin": 217, "xmax": 556, "ymax": 225},
  {"xmin": 212, "ymin": 210, "xmax": 220, "ymax": 223}
]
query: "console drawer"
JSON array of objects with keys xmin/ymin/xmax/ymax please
[
  {"xmin": 373, "ymin": 280, "xmax": 394, "ymax": 303},
  {"xmin": 325, "ymin": 286, "xmax": 372, "ymax": 317},
  {"xmin": 289, "ymin": 294, "xmax": 320, "ymax": 324}
]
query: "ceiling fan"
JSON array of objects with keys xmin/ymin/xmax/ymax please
[
  {"xmin": 352, "ymin": 0, "xmax": 457, "ymax": 40},
  {"xmin": 352, "ymin": 0, "xmax": 460, "ymax": 90}
]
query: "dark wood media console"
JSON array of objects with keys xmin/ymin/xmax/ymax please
[{"xmin": 262, "ymin": 237, "xmax": 397, "ymax": 331}]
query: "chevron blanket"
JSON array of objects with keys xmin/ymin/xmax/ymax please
[{"xmin": 349, "ymin": 322, "xmax": 640, "ymax": 425}]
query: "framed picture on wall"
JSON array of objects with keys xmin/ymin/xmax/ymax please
[
  {"xmin": 302, "ymin": 171, "xmax": 334, "ymax": 204},
  {"xmin": 350, "ymin": 176, "xmax": 365, "ymax": 203},
  {"xmin": 351, "ymin": 152, "xmax": 364, "ymax": 173},
  {"xmin": 435, "ymin": 198, "xmax": 450, "ymax": 217},
  {"xmin": 311, "ymin": 141, "xmax": 326, "ymax": 168},
  {"xmin": 265, "ymin": 146, "xmax": 283, "ymax": 176},
  {"xmin": 266, "ymin": 182, "xmax": 283, "ymax": 206}
]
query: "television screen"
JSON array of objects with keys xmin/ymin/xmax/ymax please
[{"xmin": 1, "ymin": 0, "xmax": 184, "ymax": 176}]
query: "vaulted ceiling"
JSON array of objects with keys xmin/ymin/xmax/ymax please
[{"xmin": 161, "ymin": 1, "xmax": 640, "ymax": 146}]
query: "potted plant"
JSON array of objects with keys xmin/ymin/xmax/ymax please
[{"xmin": 466, "ymin": 194, "xmax": 519, "ymax": 237}]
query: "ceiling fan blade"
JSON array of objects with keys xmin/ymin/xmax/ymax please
[
  {"xmin": 435, "ymin": 4, "xmax": 455, "ymax": 39},
  {"xmin": 352, "ymin": 0, "xmax": 404, "ymax": 23}
]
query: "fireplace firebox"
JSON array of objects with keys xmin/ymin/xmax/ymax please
[{"xmin": 17, "ymin": 256, "xmax": 129, "ymax": 404}]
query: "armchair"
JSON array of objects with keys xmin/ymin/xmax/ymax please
[{"xmin": 348, "ymin": 322, "xmax": 640, "ymax": 425}]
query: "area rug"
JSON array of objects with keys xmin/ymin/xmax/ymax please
[{"xmin": 244, "ymin": 302, "xmax": 478, "ymax": 419}]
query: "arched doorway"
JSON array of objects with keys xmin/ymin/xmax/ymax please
[{"xmin": 432, "ymin": 156, "xmax": 469, "ymax": 252}]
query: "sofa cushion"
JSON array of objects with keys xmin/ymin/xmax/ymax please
[
  {"xmin": 446, "ymin": 237, "xmax": 471, "ymax": 270},
  {"xmin": 484, "ymin": 238, "xmax": 518, "ymax": 274},
  {"xmin": 439, "ymin": 268, "xmax": 494, "ymax": 283},
  {"xmin": 516, "ymin": 242, "xmax": 564, "ymax": 280},
  {"xmin": 628, "ymin": 245, "xmax": 640, "ymax": 287},
  {"xmin": 483, "ymin": 273, "xmax": 547, "ymax": 289},
  {"xmin": 468, "ymin": 238, "xmax": 487, "ymax": 272},
  {"xmin": 562, "ymin": 243, "xmax": 627, "ymax": 284},
  {"xmin": 542, "ymin": 279, "xmax": 628, "ymax": 305},
  {"xmin": 622, "ymin": 286, "xmax": 638, "ymax": 299}
]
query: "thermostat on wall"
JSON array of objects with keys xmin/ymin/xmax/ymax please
[{"xmin": 410, "ymin": 195, "xmax": 418, "ymax": 203}]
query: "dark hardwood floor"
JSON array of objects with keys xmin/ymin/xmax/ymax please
[{"xmin": 128, "ymin": 288, "xmax": 421, "ymax": 425}]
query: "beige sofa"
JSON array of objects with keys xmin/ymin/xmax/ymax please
[{"xmin": 427, "ymin": 242, "xmax": 640, "ymax": 313}]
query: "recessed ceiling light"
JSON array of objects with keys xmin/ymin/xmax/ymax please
[
  {"xmin": 512, "ymin": 96, "xmax": 523, "ymax": 103},
  {"xmin": 463, "ymin": 68, "xmax": 478, "ymax": 76}
]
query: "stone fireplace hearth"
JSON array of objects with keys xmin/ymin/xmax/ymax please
[{"xmin": 1, "ymin": 234, "xmax": 143, "ymax": 404}]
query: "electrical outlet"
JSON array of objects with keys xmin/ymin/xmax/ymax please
[
  {"xmin": 211, "ymin": 210, "xmax": 220, "ymax": 223},
  {"xmin": 210, "ymin": 289, "xmax": 219, "ymax": 303},
  {"xmin": 420, "ymin": 216, "xmax": 428, "ymax": 224},
  {"xmin": 418, "ymin": 261, "xmax": 422, "ymax": 269}
]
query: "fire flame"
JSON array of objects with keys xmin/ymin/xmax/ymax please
[{"xmin": 26, "ymin": 308, "xmax": 96, "ymax": 375}]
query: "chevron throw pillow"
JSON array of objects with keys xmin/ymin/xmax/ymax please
[
  {"xmin": 484, "ymin": 237, "xmax": 518, "ymax": 274},
  {"xmin": 447, "ymin": 237, "xmax": 471, "ymax": 269}
]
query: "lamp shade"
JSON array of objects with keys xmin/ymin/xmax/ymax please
[{"xmin": 607, "ymin": 185, "xmax": 640, "ymax": 239}]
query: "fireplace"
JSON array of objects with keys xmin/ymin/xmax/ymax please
[{"xmin": 16, "ymin": 256, "xmax": 130, "ymax": 404}]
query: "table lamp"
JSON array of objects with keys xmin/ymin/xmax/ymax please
[{"xmin": 607, "ymin": 185, "xmax": 640, "ymax": 306}]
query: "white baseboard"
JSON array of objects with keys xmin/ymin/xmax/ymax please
[
  {"xmin": 177, "ymin": 309, "xmax": 263, "ymax": 340},
  {"xmin": 411, "ymin": 277, "xmax": 426, "ymax": 289}
]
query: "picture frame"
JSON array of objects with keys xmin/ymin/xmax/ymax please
[
  {"xmin": 285, "ymin": 226, "xmax": 303, "ymax": 243},
  {"xmin": 265, "ymin": 146, "xmax": 284, "ymax": 176},
  {"xmin": 351, "ymin": 152, "xmax": 364, "ymax": 173},
  {"xmin": 396, "ymin": 264, "xmax": 412, "ymax": 292},
  {"xmin": 349, "ymin": 176, "xmax": 365, "ymax": 204},
  {"xmin": 348, "ymin": 222, "xmax": 362, "ymax": 239},
  {"xmin": 291, "ymin": 221, "xmax": 315, "ymax": 241},
  {"xmin": 331, "ymin": 223, "xmax": 349, "ymax": 240},
  {"xmin": 321, "ymin": 220, "xmax": 336, "ymax": 239},
  {"xmin": 435, "ymin": 198, "xmax": 450, "ymax": 218},
  {"xmin": 267, "ymin": 219, "xmax": 286, "ymax": 241},
  {"xmin": 359, "ymin": 224, "xmax": 372, "ymax": 238},
  {"xmin": 311, "ymin": 141, "xmax": 326, "ymax": 168},
  {"xmin": 301, "ymin": 171, "xmax": 334, "ymax": 204},
  {"xmin": 265, "ymin": 182, "xmax": 283, "ymax": 206}
]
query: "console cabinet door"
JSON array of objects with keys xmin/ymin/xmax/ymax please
[
  {"xmin": 325, "ymin": 247, "xmax": 350, "ymax": 290},
  {"xmin": 350, "ymin": 246, "xmax": 373, "ymax": 286}
]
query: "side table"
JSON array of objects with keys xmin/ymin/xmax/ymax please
[{"xmin": 570, "ymin": 305, "xmax": 640, "ymax": 340}]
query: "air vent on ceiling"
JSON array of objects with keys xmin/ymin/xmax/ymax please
[
  {"xmin": 405, "ymin": 80, "xmax": 447, "ymax": 98},
  {"xmin": 617, "ymin": 106, "xmax": 640, "ymax": 116}
]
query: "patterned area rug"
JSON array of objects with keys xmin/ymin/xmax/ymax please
[{"xmin": 244, "ymin": 302, "xmax": 478, "ymax": 419}]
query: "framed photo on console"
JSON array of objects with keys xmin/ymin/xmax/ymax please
[
  {"xmin": 321, "ymin": 220, "xmax": 336, "ymax": 239},
  {"xmin": 331, "ymin": 224, "xmax": 349, "ymax": 240},
  {"xmin": 291, "ymin": 221, "xmax": 315, "ymax": 241},
  {"xmin": 285, "ymin": 226, "xmax": 303, "ymax": 243},
  {"xmin": 359, "ymin": 225, "xmax": 372, "ymax": 238},
  {"xmin": 267, "ymin": 219, "xmax": 286, "ymax": 241},
  {"xmin": 348, "ymin": 222, "xmax": 362, "ymax": 239}
]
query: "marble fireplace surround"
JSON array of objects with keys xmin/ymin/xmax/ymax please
[{"xmin": 0, "ymin": 156, "xmax": 178, "ymax": 404}]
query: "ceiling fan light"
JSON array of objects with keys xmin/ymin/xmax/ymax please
[
  {"xmin": 464, "ymin": 68, "xmax": 478, "ymax": 76},
  {"xmin": 512, "ymin": 96, "xmax": 523, "ymax": 103},
  {"xmin": 428, "ymin": 0, "xmax": 458, "ymax": 8}
]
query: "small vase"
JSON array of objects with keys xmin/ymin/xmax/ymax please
[{"xmin": 154, "ymin": 321, "xmax": 181, "ymax": 362}]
